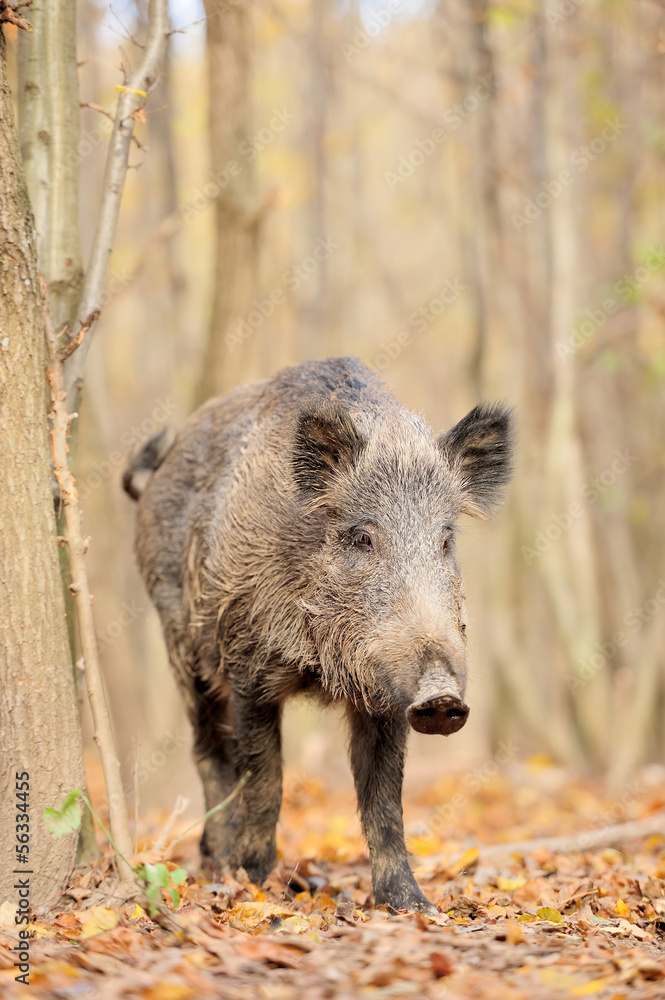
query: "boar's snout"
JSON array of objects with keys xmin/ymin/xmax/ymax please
[
  {"xmin": 407, "ymin": 694, "xmax": 469, "ymax": 735},
  {"xmin": 407, "ymin": 671, "xmax": 469, "ymax": 736}
]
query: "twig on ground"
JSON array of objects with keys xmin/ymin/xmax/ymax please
[{"xmin": 479, "ymin": 811, "xmax": 665, "ymax": 862}]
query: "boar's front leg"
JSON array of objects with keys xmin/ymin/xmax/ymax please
[
  {"xmin": 228, "ymin": 692, "xmax": 283, "ymax": 884},
  {"xmin": 348, "ymin": 707, "xmax": 436, "ymax": 915}
]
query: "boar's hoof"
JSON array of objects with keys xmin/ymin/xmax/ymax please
[
  {"xmin": 230, "ymin": 840, "xmax": 277, "ymax": 886},
  {"xmin": 374, "ymin": 866, "xmax": 439, "ymax": 916},
  {"xmin": 407, "ymin": 694, "xmax": 470, "ymax": 736},
  {"xmin": 375, "ymin": 888, "xmax": 438, "ymax": 916}
]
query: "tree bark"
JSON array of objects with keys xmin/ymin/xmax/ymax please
[
  {"xmin": 195, "ymin": 0, "xmax": 259, "ymax": 404},
  {"xmin": 18, "ymin": 0, "xmax": 99, "ymax": 864},
  {"xmin": 18, "ymin": 0, "xmax": 83, "ymax": 330},
  {"xmin": 18, "ymin": 0, "xmax": 83, "ymax": 658},
  {"xmin": 0, "ymin": 25, "xmax": 86, "ymax": 905}
]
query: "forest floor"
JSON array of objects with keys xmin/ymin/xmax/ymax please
[{"xmin": 1, "ymin": 758, "xmax": 665, "ymax": 1000}]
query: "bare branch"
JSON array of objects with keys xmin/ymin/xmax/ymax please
[
  {"xmin": 63, "ymin": 0, "xmax": 169, "ymax": 412},
  {"xmin": 79, "ymin": 100, "xmax": 114, "ymax": 122},
  {"xmin": 43, "ymin": 277, "xmax": 135, "ymax": 888},
  {"xmin": 152, "ymin": 795, "xmax": 190, "ymax": 853}
]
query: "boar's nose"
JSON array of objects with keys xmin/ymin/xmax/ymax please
[{"xmin": 407, "ymin": 673, "xmax": 469, "ymax": 736}]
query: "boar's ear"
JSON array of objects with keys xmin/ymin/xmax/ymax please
[
  {"xmin": 293, "ymin": 400, "xmax": 365, "ymax": 495},
  {"xmin": 437, "ymin": 403, "xmax": 514, "ymax": 518}
]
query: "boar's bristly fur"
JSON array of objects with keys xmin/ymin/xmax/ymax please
[{"xmin": 125, "ymin": 357, "xmax": 513, "ymax": 914}]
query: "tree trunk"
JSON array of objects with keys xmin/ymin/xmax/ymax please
[
  {"xmin": 18, "ymin": 0, "xmax": 83, "ymax": 661},
  {"xmin": 0, "ymin": 26, "xmax": 86, "ymax": 905},
  {"xmin": 302, "ymin": 0, "xmax": 330, "ymax": 353},
  {"xmin": 18, "ymin": 0, "xmax": 99, "ymax": 863},
  {"xmin": 195, "ymin": 0, "xmax": 259, "ymax": 403}
]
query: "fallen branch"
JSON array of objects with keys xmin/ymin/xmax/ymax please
[
  {"xmin": 479, "ymin": 811, "xmax": 665, "ymax": 862},
  {"xmin": 64, "ymin": 0, "xmax": 169, "ymax": 411},
  {"xmin": 43, "ymin": 278, "xmax": 135, "ymax": 889}
]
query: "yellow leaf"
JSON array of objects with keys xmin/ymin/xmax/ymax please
[
  {"xmin": 32, "ymin": 960, "xmax": 79, "ymax": 979},
  {"xmin": 129, "ymin": 903, "xmax": 146, "ymax": 920},
  {"xmin": 408, "ymin": 833, "xmax": 440, "ymax": 857},
  {"xmin": 571, "ymin": 979, "xmax": 612, "ymax": 996},
  {"xmin": 447, "ymin": 847, "xmax": 479, "ymax": 878},
  {"xmin": 142, "ymin": 987, "xmax": 195, "ymax": 1000},
  {"xmin": 615, "ymin": 899, "xmax": 631, "ymax": 918},
  {"xmin": 536, "ymin": 907, "xmax": 564, "ymax": 923},
  {"xmin": 79, "ymin": 907, "xmax": 119, "ymax": 940},
  {"xmin": 30, "ymin": 922, "xmax": 56, "ymax": 939},
  {"xmin": 497, "ymin": 876, "xmax": 527, "ymax": 892},
  {"xmin": 277, "ymin": 914, "xmax": 311, "ymax": 934},
  {"xmin": 114, "ymin": 84, "xmax": 147, "ymax": 98},
  {"xmin": 527, "ymin": 752, "xmax": 556, "ymax": 770},
  {"xmin": 0, "ymin": 901, "xmax": 17, "ymax": 928},
  {"xmin": 227, "ymin": 901, "xmax": 292, "ymax": 931}
]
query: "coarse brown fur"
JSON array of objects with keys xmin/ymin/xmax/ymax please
[{"xmin": 125, "ymin": 357, "xmax": 513, "ymax": 913}]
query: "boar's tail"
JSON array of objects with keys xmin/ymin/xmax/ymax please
[{"xmin": 122, "ymin": 427, "xmax": 176, "ymax": 501}]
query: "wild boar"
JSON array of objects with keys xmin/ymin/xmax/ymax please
[{"xmin": 123, "ymin": 357, "xmax": 513, "ymax": 913}]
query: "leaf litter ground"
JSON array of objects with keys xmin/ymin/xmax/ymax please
[{"xmin": 2, "ymin": 759, "xmax": 665, "ymax": 999}]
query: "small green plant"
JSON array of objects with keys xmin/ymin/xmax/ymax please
[
  {"xmin": 45, "ymin": 774, "xmax": 248, "ymax": 918},
  {"xmin": 141, "ymin": 861, "xmax": 188, "ymax": 913}
]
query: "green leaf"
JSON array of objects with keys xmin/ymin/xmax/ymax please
[
  {"xmin": 144, "ymin": 883, "xmax": 161, "ymax": 917},
  {"xmin": 143, "ymin": 863, "xmax": 168, "ymax": 888},
  {"xmin": 154, "ymin": 863, "xmax": 171, "ymax": 887},
  {"xmin": 170, "ymin": 868, "xmax": 188, "ymax": 885},
  {"xmin": 169, "ymin": 888, "xmax": 180, "ymax": 907},
  {"xmin": 44, "ymin": 789, "xmax": 84, "ymax": 838}
]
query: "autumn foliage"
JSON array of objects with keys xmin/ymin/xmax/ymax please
[{"xmin": 1, "ymin": 760, "xmax": 664, "ymax": 999}]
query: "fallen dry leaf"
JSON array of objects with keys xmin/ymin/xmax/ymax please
[
  {"xmin": 1, "ymin": 763, "xmax": 664, "ymax": 1000},
  {"xmin": 78, "ymin": 907, "xmax": 120, "ymax": 940}
]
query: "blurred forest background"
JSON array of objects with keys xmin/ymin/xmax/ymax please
[{"xmin": 7, "ymin": 0, "xmax": 665, "ymax": 821}]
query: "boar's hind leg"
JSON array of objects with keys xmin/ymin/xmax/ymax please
[
  {"xmin": 191, "ymin": 693, "xmax": 242, "ymax": 878},
  {"xmin": 348, "ymin": 708, "xmax": 436, "ymax": 915},
  {"xmin": 227, "ymin": 693, "xmax": 282, "ymax": 885}
]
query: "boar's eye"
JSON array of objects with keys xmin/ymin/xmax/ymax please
[
  {"xmin": 442, "ymin": 530, "xmax": 454, "ymax": 553},
  {"xmin": 353, "ymin": 530, "xmax": 374, "ymax": 551}
]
